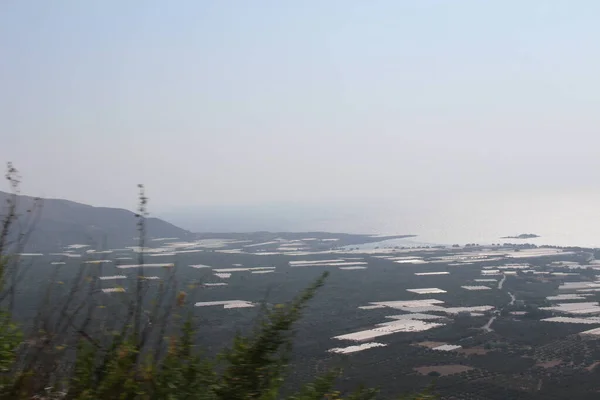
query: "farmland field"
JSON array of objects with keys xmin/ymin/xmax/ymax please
[{"xmin": 12, "ymin": 232, "xmax": 600, "ymax": 399}]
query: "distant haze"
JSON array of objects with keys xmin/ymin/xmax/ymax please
[
  {"xmin": 162, "ymin": 190, "xmax": 600, "ymax": 248},
  {"xmin": 3, "ymin": 1, "xmax": 600, "ymax": 245}
]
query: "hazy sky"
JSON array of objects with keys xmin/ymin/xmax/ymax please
[{"xmin": 2, "ymin": 1, "xmax": 600, "ymax": 212}]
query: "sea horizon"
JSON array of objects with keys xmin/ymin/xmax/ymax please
[{"xmin": 159, "ymin": 190, "xmax": 600, "ymax": 249}]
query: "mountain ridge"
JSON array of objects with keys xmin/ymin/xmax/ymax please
[{"xmin": 0, "ymin": 190, "xmax": 192, "ymax": 251}]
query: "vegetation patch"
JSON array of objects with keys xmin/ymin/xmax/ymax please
[{"xmin": 414, "ymin": 365, "xmax": 474, "ymax": 376}]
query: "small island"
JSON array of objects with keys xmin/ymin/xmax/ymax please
[{"xmin": 501, "ymin": 233, "xmax": 540, "ymax": 239}]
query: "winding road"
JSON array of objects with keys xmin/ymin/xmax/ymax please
[
  {"xmin": 498, "ymin": 274, "xmax": 507, "ymax": 289},
  {"xmin": 508, "ymin": 291, "xmax": 516, "ymax": 305},
  {"xmin": 480, "ymin": 274, "xmax": 515, "ymax": 332},
  {"xmin": 481, "ymin": 316, "xmax": 496, "ymax": 332}
]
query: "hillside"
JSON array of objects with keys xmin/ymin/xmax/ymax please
[{"xmin": 0, "ymin": 190, "xmax": 192, "ymax": 251}]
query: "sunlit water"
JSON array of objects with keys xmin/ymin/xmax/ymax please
[
  {"xmin": 167, "ymin": 190, "xmax": 600, "ymax": 248},
  {"xmin": 282, "ymin": 191, "xmax": 600, "ymax": 248}
]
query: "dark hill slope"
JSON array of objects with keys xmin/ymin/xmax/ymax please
[{"xmin": 0, "ymin": 191, "xmax": 191, "ymax": 251}]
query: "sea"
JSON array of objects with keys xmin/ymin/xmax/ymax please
[
  {"xmin": 162, "ymin": 189, "xmax": 600, "ymax": 249},
  {"xmin": 314, "ymin": 191, "xmax": 600, "ymax": 249}
]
